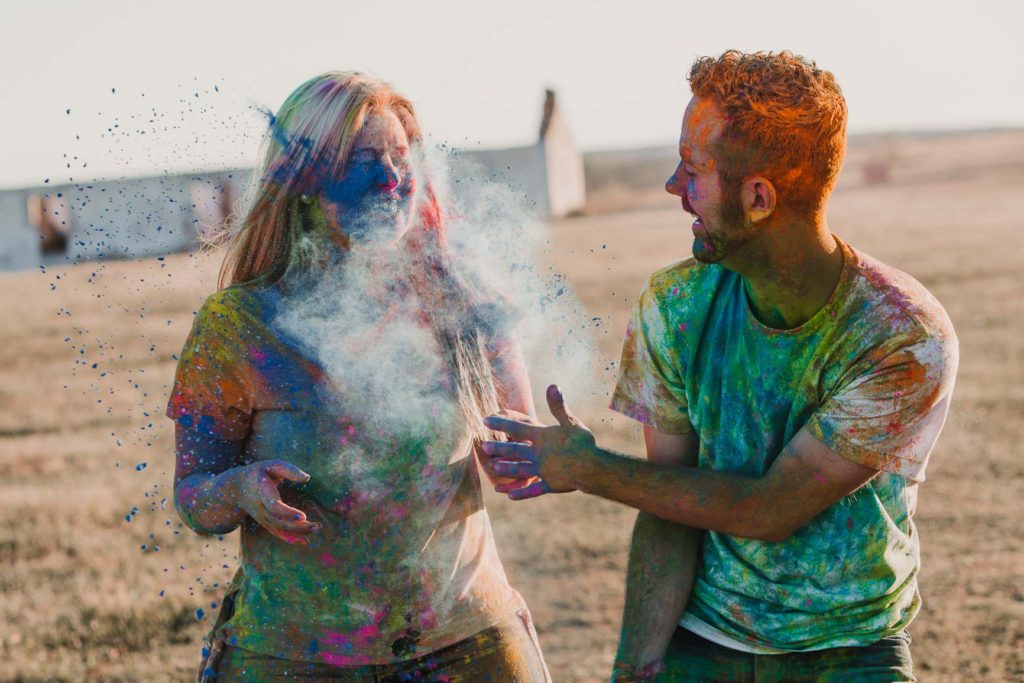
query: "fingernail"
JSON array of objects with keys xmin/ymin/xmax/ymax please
[{"xmin": 483, "ymin": 417, "xmax": 497, "ymax": 427}]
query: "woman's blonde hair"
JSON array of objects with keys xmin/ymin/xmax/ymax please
[{"xmin": 216, "ymin": 71, "xmax": 504, "ymax": 438}]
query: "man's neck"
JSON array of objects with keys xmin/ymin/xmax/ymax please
[{"xmin": 729, "ymin": 217, "xmax": 844, "ymax": 330}]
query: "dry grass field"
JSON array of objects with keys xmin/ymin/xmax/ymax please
[{"xmin": 1, "ymin": 130, "xmax": 1022, "ymax": 681}]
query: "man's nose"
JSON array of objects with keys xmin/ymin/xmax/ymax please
[{"xmin": 665, "ymin": 164, "xmax": 685, "ymax": 197}]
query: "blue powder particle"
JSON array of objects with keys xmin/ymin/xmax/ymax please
[
  {"xmin": 196, "ymin": 608, "xmax": 205, "ymax": 621},
  {"xmin": 135, "ymin": 462, "xmax": 147, "ymax": 471}
]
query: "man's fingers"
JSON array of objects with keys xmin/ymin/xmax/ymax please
[
  {"xmin": 488, "ymin": 459, "xmax": 540, "ymax": 479},
  {"xmin": 545, "ymin": 384, "xmax": 578, "ymax": 428},
  {"xmin": 494, "ymin": 408, "xmax": 538, "ymax": 425},
  {"xmin": 494, "ymin": 476, "xmax": 542, "ymax": 494},
  {"xmin": 264, "ymin": 461, "xmax": 311, "ymax": 484},
  {"xmin": 481, "ymin": 441, "xmax": 535, "ymax": 460},
  {"xmin": 483, "ymin": 415, "xmax": 539, "ymax": 441},
  {"xmin": 508, "ymin": 479, "xmax": 551, "ymax": 501}
]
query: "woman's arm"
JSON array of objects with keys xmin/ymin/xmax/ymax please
[
  {"xmin": 476, "ymin": 334, "xmax": 537, "ymax": 489},
  {"xmin": 173, "ymin": 423, "xmax": 322, "ymax": 544},
  {"xmin": 491, "ymin": 335, "xmax": 535, "ymax": 418}
]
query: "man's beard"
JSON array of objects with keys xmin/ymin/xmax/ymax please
[{"xmin": 691, "ymin": 186, "xmax": 753, "ymax": 264}]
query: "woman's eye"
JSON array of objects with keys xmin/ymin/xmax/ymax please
[{"xmin": 351, "ymin": 150, "xmax": 377, "ymax": 165}]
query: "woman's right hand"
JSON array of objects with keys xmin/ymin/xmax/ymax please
[{"xmin": 230, "ymin": 460, "xmax": 322, "ymax": 545}]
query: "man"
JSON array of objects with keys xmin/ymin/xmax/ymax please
[{"xmin": 482, "ymin": 51, "xmax": 958, "ymax": 682}]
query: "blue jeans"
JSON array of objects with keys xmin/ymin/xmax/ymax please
[{"xmin": 658, "ymin": 627, "xmax": 916, "ymax": 682}]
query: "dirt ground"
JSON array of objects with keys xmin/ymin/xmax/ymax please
[{"xmin": 1, "ymin": 131, "xmax": 1022, "ymax": 681}]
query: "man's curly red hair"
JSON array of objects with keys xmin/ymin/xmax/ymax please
[{"xmin": 688, "ymin": 50, "xmax": 847, "ymax": 212}]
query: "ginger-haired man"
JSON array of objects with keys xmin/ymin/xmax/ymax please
[{"xmin": 483, "ymin": 51, "xmax": 957, "ymax": 682}]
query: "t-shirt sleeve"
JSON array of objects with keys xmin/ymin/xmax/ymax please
[
  {"xmin": 806, "ymin": 331, "xmax": 958, "ymax": 481},
  {"xmin": 610, "ymin": 279, "xmax": 693, "ymax": 435},
  {"xmin": 165, "ymin": 291, "xmax": 255, "ymax": 441}
]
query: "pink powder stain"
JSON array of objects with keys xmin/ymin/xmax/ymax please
[
  {"xmin": 320, "ymin": 552, "xmax": 345, "ymax": 568},
  {"xmin": 812, "ymin": 472, "xmax": 829, "ymax": 485},
  {"xmin": 389, "ymin": 504, "xmax": 410, "ymax": 520},
  {"xmin": 679, "ymin": 322, "xmax": 688, "ymax": 333},
  {"xmin": 279, "ymin": 532, "xmax": 305, "ymax": 544},
  {"xmin": 248, "ymin": 347, "xmax": 267, "ymax": 363},
  {"xmin": 320, "ymin": 611, "xmax": 387, "ymax": 666}
]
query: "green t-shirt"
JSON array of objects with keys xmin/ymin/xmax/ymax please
[{"xmin": 610, "ymin": 237, "xmax": 958, "ymax": 651}]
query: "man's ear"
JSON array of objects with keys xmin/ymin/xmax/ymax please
[{"xmin": 741, "ymin": 177, "xmax": 776, "ymax": 224}]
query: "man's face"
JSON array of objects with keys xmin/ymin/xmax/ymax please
[
  {"xmin": 320, "ymin": 109, "xmax": 418, "ymax": 246},
  {"xmin": 665, "ymin": 97, "xmax": 751, "ymax": 264}
]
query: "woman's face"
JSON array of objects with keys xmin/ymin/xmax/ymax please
[{"xmin": 319, "ymin": 109, "xmax": 418, "ymax": 246}]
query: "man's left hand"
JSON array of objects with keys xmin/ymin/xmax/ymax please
[{"xmin": 481, "ymin": 384, "xmax": 595, "ymax": 500}]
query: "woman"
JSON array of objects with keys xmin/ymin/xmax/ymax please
[{"xmin": 167, "ymin": 72, "xmax": 550, "ymax": 682}]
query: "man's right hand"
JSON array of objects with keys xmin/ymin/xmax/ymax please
[{"xmin": 230, "ymin": 460, "xmax": 322, "ymax": 545}]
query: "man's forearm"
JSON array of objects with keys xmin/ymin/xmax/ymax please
[
  {"xmin": 566, "ymin": 446, "xmax": 789, "ymax": 541},
  {"xmin": 616, "ymin": 511, "xmax": 703, "ymax": 673}
]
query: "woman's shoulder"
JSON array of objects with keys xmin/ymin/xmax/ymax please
[{"xmin": 195, "ymin": 284, "xmax": 270, "ymax": 332}]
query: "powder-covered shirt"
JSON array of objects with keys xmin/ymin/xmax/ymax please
[
  {"xmin": 166, "ymin": 282, "xmax": 524, "ymax": 665},
  {"xmin": 610, "ymin": 236, "xmax": 958, "ymax": 652}
]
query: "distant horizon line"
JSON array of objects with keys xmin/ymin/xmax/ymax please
[{"xmin": 2, "ymin": 125, "xmax": 1021, "ymax": 192}]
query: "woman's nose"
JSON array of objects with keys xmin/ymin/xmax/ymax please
[{"xmin": 378, "ymin": 159, "xmax": 400, "ymax": 192}]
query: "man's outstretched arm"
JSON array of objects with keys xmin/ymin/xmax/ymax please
[
  {"xmin": 614, "ymin": 426, "xmax": 704, "ymax": 681},
  {"xmin": 482, "ymin": 386, "xmax": 878, "ymax": 543}
]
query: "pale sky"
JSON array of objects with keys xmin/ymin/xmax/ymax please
[{"xmin": 1, "ymin": 0, "xmax": 1021, "ymax": 188}]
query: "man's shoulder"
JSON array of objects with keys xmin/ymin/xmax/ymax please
[
  {"xmin": 644, "ymin": 256, "xmax": 726, "ymax": 303},
  {"xmin": 845, "ymin": 243, "xmax": 956, "ymax": 344}
]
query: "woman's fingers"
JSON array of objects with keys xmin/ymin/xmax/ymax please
[
  {"xmin": 256, "ymin": 503, "xmax": 322, "ymax": 538},
  {"xmin": 261, "ymin": 498, "xmax": 320, "ymax": 530},
  {"xmin": 264, "ymin": 461, "xmax": 311, "ymax": 483}
]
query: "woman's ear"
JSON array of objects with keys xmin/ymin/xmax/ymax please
[{"xmin": 741, "ymin": 177, "xmax": 777, "ymax": 224}]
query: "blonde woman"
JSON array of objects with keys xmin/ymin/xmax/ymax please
[{"xmin": 168, "ymin": 72, "xmax": 550, "ymax": 682}]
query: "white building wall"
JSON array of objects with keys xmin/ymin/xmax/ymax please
[
  {"xmin": 540, "ymin": 106, "xmax": 586, "ymax": 218},
  {"xmin": 0, "ymin": 91, "xmax": 586, "ymax": 271},
  {"xmin": 456, "ymin": 144, "xmax": 550, "ymax": 215},
  {"xmin": 0, "ymin": 191, "xmax": 39, "ymax": 271},
  {"xmin": 0, "ymin": 171, "xmax": 246, "ymax": 271}
]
